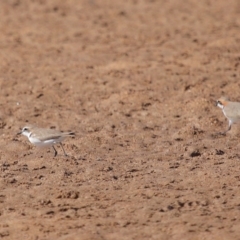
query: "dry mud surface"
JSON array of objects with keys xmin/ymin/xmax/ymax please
[{"xmin": 1, "ymin": 0, "xmax": 240, "ymax": 239}]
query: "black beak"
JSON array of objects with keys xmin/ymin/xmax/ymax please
[{"xmin": 17, "ymin": 131, "xmax": 22, "ymax": 135}]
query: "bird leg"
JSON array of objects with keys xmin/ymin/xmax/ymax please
[
  {"xmin": 52, "ymin": 146, "xmax": 58, "ymax": 157},
  {"xmin": 60, "ymin": 142, "xmax": 68, "ymax": 156}
]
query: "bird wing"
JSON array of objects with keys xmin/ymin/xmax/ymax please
[{"xmin": 225, "ymin": 103, "xmax": 240, "ymax": 120}]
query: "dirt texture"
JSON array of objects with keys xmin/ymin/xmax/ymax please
[{"xmin": 1, "ymin": 0, "xmax": 240, "ymax": 239}]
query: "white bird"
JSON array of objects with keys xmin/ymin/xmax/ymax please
[
  {"xmin": 18, "ymin": 125, "xmax": 75, "ymax": 156},
  {"xmin": 217, "ymin": 97, "xmax": 240, "ymax": 134}
]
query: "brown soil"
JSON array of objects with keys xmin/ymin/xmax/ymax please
[{"xmin": 1, "ymin": 0, "xmax": 240, "ymax": 239}]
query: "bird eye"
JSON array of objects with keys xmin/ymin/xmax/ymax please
[{"xmin": 23, "ymin": 127, "xmax": 28, "ymax": 131}]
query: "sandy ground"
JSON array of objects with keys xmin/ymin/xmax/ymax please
[{"xmin": 1, "ymin": 0, "xmax": 240, "ymax": 239}]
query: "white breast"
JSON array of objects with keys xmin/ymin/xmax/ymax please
[{"xmin": 28, "ymin": 137, "xmax": 57, "ymax": 147}]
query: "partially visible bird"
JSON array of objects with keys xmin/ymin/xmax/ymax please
[{"xmin": 216, "ymin": 97, "xmax": 240, "ymax": 134}]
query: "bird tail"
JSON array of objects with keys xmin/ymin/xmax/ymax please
[
  {"xmin": 63, "ymin": 132, "xmax": 75, "ymax": 137},
  {"xmin": 68, "ymin": 132, "xmax": 75, "ymax": 136}
]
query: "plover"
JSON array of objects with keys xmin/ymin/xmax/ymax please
[
  {"xmin": 217, "ymin": 97, "xmax": 240, "ymax": 134},
  {"xmin": 18, "ymin": 125, "xmax": 74, "ymax": 156}
]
